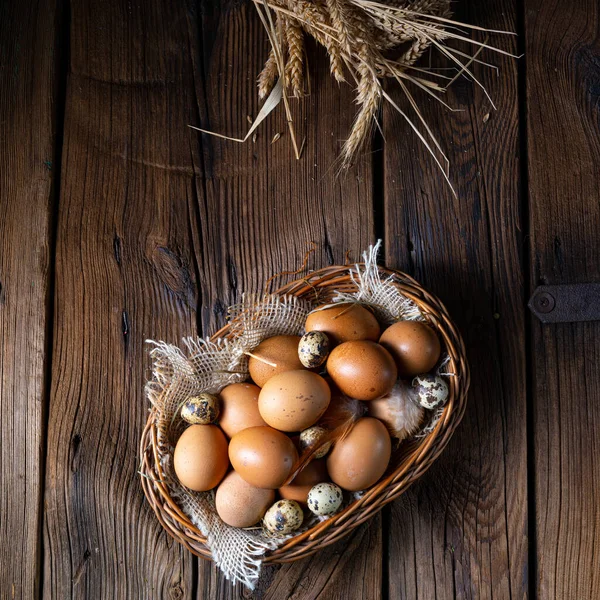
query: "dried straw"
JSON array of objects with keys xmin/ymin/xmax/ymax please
[
  {"xmin": 253, "ymin": 0, "xmax": 516, "ymax": 189},
  {"xmin": 191, "ymin": 0, "xmax": 516, "ymax": 190}
]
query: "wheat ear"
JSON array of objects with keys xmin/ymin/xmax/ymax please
[
  {"xmin": 326, "ymin": 0, "xmax": 351, "ymax": 54},
  {"xmin": 342, "ymin": 52, "xmax": 381, "ymax": 165},
  {"xmin": 258, "ymin": 14, "xmax": 287, "ymax": 99},
  {"xmin": 284, "ymin": 17, "xmax": 305, "ymax": 97},
  {"xmin": 258, "ymin": 49, "xmax": 279, "ymax": 99}
]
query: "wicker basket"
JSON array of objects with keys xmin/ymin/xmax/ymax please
[{"xmin": 139, "ymin": 264, "xmax": 469, "ymax": 564}]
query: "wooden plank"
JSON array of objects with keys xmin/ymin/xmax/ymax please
[
  {"xmin": 190, "ymin": 2, "xmax": 380, "ymax": 596},
  {"xmin": 261, "ymin": 515, "xmax": 383, "ymax": 600},
  {"xmin": 42, "ymin": 1, "xmax": 201, "ymax": 597},
  {"xmin": 195, "ymin": 515, "xmax": 382, "ymax": 599},
  {"xmin": 191, "ymin": 2, "xmax": 376, "ymax": 333},
  {"xmin": 382, "ymin": 0, "xmax": 527, "ymax": 598},
  {"xmin": 525, "ymin": 0, "xmax": 600, "ymax": 597},
  {"xmin": 0, "ymin": 1, "xmax": 61, "ymax": 597}
]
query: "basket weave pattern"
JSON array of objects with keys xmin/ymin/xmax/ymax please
[{"xmin": 140, "ymin": 265, "xmax": 469, "ymax": 563}]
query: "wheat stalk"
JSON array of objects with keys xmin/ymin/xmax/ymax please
[
  {"xmin": 190, "ymin": 0, "xmax": 516, "ymax": 190},
  {"xmin": 258, "ymin": 15, "xmax": 287, "ymax": 99}
]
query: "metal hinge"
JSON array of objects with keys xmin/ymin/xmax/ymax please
[{"xmin": 528, "ymin": 283, "xmax": 600, "ymax": 323}]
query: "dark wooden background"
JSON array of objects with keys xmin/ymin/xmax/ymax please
[{"xmin": 1, "ymin": 0, "xmax": 599, "ymax": 598}]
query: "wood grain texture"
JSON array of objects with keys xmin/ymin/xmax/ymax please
[
  {"xmin": 525, "ymin": 0, "xmax": 600, "ymax": 598},
  {"xmin": 0, "ymin": 1, "xmax": 60, "ymax": 597},
  {"xmin": 188, "ymin": 1, "xmax": 380, "ymax": 596},
  {"xmin": 383, "ymin": 0, "xmax": 527, "ymax": 598},
  {"xmin": 42, "ymin": 1, "xmax": 201, "ymax": 597},
  {"xmin": 190, "ymin": 1, "xmax": 375, "ymax": 334},
  {"xmin": 0, "ymin": 0, "xmax": 594, "ymax": 597},
  {"xmin": 196, "ymin": 515, "xmax": 382, "ymax": 600}
]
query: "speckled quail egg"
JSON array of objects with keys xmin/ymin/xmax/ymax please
[
  {"xmin": 298, "ymin": 331, "xmax": 330, "ymax": 369},
  {"xmin": 180, "ymin": 393, "xmax": 220, "ymax": 425},
  {"xmin": 263, "ymin": 500, "xmax": 304, "ymax": 535},
  {"xmin": 411, "ymin": 375, "xmax": 449, "ymax": 409},
  {"xmin": 307, "ymin": 483, "xmax": 343, "ymax": 516},
  {"xmin": 299, "ymin": 425, "xmax": 331, "ymax": 459}
]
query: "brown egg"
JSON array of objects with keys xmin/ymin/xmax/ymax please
[
  {"xmin": 173, "ymin": 425, "xmax": 229, "ymax": 492},
  {"xmin": 326, "ymin": 417, "xmax": 391, "ymax": 491},
  {"xmin": 305, "ymin": 304, "xmax": 381, "ymax": 346},
  {"xmin": 326, "ymin": 341, "xmax": 397, "ymax": 400},
  {"xmin": 215, "ymin": 470, "xmax": 275, "ymax": 527},
  {"xmin": 228, "ymin": 426, "xmax": 298, "ymax": 489},
  {"xmin": 379, "ymin": 321, "xmax": 441, "ymax": 377},
  {"xmin": 248, "ymin": 335, "xmax": 304, "ymax": 387},
  {"xmin": 218, "ymin": 383, "xmax": 267, "ymax": 438},
  {"xmin": 258, "ymin": 370, "xmax": 331, "ymax": 432},
  {"xmin": 279, "ymin": 458, "xmax": 329, "ymax": 505}
]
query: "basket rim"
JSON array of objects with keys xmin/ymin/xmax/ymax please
[{"xmin": 139, "ymin": 263, "xmax": 470, "ymax": 564}]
